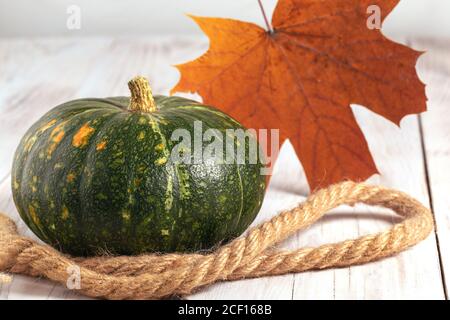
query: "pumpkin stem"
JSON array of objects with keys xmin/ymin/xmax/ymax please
[{"xmin": 128, "ymin": 76, "xmax": 157, "ymax": 112}]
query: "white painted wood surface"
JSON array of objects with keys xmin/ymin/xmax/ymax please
[
  {"xmin": 0, "ymin": 37, "xmax": 448, "ymax": 300},
  {"xmin": 416, "ymin": 38, "xmax": 450, "ymax": 298}
]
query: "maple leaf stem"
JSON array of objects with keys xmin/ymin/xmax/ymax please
[{"xmin": 257, "ymin": 0, "xmax": 273, "ymax": 34}]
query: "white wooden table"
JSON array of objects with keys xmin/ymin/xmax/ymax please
[{"xmin": 0, "ymin": 36, "xmax": 449, "ymax": 300}]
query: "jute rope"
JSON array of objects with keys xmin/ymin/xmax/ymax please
[{"xmin": 0, "ymin": 181, "xmax": 434, "ymax": 299}]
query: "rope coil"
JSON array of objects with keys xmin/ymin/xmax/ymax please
[{"xmin": 0, "ymin": 181, "xmax": 434, "ymax": 299}]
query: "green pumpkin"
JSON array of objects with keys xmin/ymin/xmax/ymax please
[{"xmin": 11, "ymin": 77, "xmax": 266, "ymax": 256}]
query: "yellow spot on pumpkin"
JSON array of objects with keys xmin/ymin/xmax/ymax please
[
  {"xmin": 137, "ymin": 164, "xmax": 146, "ymax": 173},
  {"xmin": 96, "ymin": 140, "xmax": 107, "ymax": 151},
  {"xmin": 13, "ymin": 180, "xmax": 19, "ymax": 190},
  {"xmin": 54, "ymin": 163, "xmax": 63, "ymax": 169},
  {"xmin": 72, "ymin": 123, "xmax": 95, "ymax": 148},
  {"xmin": 138, "ymin": 117, "xmax": 147, "ymax": 125},
  {"xmin": 38, "ymin": 119, "xmax": 57, "ymax": 133},
  {"xmin": 28, "ymin": 205, "xmax": 40, "ymax": 226},
  {"xmin": 161, "ymin": 229, "xmax": 170, "ymax": 236},
  {"xmin": 62, "ymin": 206, "xmax": 69, "ymax": 220},
  {"xmin": 155, "ymin": 143, "xmax": 165, "ymax": 151},
  {"xmin": 31, "ymin": 185, "xmax": 37, "ymax": 193},
  {"xmin": 47, "ymin": 122, "xmax": 67, "ymax": 158},
  {"xmin": 24, "ymin": 136, "xmax": 37, "ymax": 152},
  {"xmin": 50, "ymin": 131, "xmax": 64, "ymax": 143},
  {"xmin": 138, "ymin": 131, "xmax": 145, "ymax": 140},
  {"xmin": 219, "ymin": 194, "xmax": 227, "ymax": 204},
  {"xmin": 50, "ymin": 122, "xmax": 66, "ymax": 138},
  {"xmin": 66, "ymin": 173, "xmax": 76, "ymax": 183},
  {"xmin": 128, "ymin": 194, "xmax": 135, "ymax": 205},
  {"xmin": 122, "ymin": 210, "xmax": 131, "ymax": 221},
  {"xmin": 32, "ymin": 176, "xmax": 38, "ymax": 183},
  {"xmin": 47, "ymin": 136, "xmax": 64, "ymax": 158},
  {"xmin": 155, "ymin": 157, "xmax": 167, "ymax": 166},
  {"xmin": 134, "ymin": 178, "xmax": 142, "ymax": 187}
]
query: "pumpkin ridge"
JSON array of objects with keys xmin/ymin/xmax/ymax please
[
  {"xmin": 46, "ymin": 110, "xmax": 116, "ymax": 251},
  {"xmin": 76, "ymin": 111, "xmax": 130, "ymax": 254},
  {"xmin": 202, "ymin": 115, "xmax": 239, "ymax": 240},
  {"xmin": 15, "ymin": 117, "xmax": 74, "ymax": 241},
  {"xmin": 146, "ymin": 114, "xmax": 174, "ymax": 212},
  {"xmin": 120, "ymin": 112, "xmax": 170, "ymax": 251},
  {"xmin": 234, "ymin": 163, "xmax": 245, "ymax": 232},
  {"xmin": 155, "ymin": 115, "xmax": 195, "ymax": 251},
  {"xmin": 16, "ymin": 112, "xmax": 100, "ymax": 241},
  {"xmin": 113, "ymin": 114, "xmax": 141, "ymax": 252},
  {"xmin": 138, "ymin": 114, "xmax": 181, "ymax": 252}
]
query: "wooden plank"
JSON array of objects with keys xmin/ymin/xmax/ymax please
[
  {"xmin": 0, "ymin": 37, "xmax": 446, "ymax": 300},
  {"xmin": 414, "ymin": 38, "xmax": 450, "ymax": 298}
]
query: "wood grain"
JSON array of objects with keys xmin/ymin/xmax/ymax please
[
  {"xmin": 0, "ymin": 37, "xmax": 448, "ymax": 300},
  {"xmin": 414, "ymin": 38, "xmax": 450, "ymax": 298}
]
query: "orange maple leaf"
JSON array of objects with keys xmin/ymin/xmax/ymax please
[{"xmin": 171, "ymin": 0, "xmax": 426, "ymax": 190}]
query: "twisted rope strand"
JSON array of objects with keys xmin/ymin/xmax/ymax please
[{"xmin": 0, "ymin": 181, "xmax": 434, "ymax": 299}]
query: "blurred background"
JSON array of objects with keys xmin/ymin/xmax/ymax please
[{"xmin": 0, "ymin": 0, "xmax": 449, "ymax": 39}]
